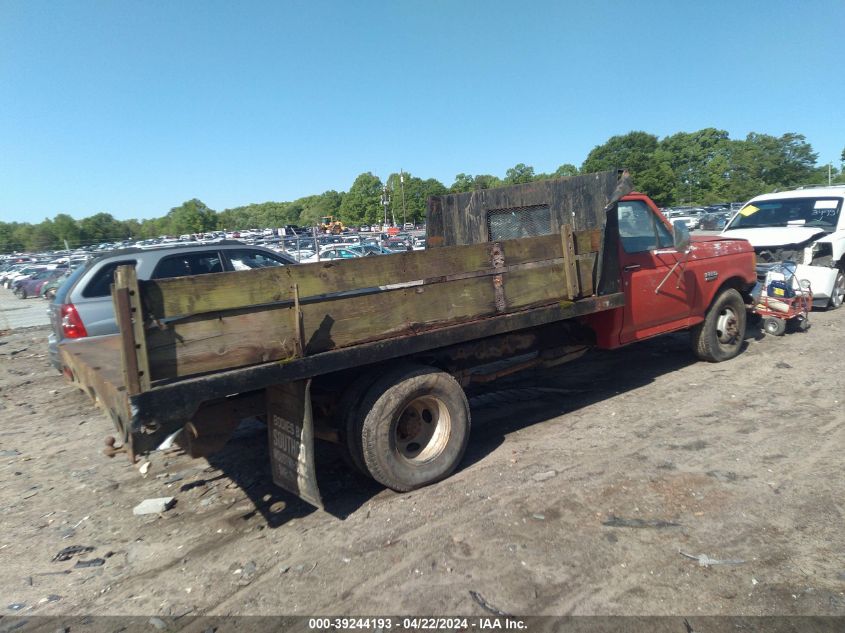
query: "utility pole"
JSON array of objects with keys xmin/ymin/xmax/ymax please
[
  {"xmin": 400, "ymin": 170, "xmax": 407, "ymax": 227},
  {"xmin": 381, "ymin": 185, "xmax": 391, "ymax": 230},
  {"xmin": 829, "ymin": 163, "xmax": 833, "ymax": 185}
]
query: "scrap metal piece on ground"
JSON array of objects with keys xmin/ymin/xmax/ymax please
[
  {"xmin": 602, "ymin": 515, "xmax": 681, "ymax": 528},
  {"xmin": 469, "ymin": 590, "xmax": 513, "ymax": 617},
  {"xmin": 73, "ymin": 558, "xmax": 106, "ymax": 569},
  {"xmin": 679, "ymin": 550, "xmax": 746, "ymax": 567},
  {"xmin": 52, "ymin": 545, "xmax": 94, "ymax": 562}
]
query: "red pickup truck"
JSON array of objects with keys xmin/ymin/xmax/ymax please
[
  {"xmin": 58, "ymin": 171, "xmax": 756, "ymax": 507},
  {"xmin": 584, "ymin": 191, "xmax": 755, "ymax": 361}
]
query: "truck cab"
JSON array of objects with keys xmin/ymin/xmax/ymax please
[{"xmin": 585, "ymin": 192, "xmax": 756, "ymax": 361}]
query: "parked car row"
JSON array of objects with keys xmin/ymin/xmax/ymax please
[
  {"xmin": 661, "ymin": 203, "xmax": 742, "ymax": 231},
  {"xmin": 0, "ymin": 258, "xmax": 82, "ymax": 299}
]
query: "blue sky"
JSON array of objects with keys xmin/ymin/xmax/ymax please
[{"xmin": 1, "ymin": 0, "xmax": 843, "ymax": 222}]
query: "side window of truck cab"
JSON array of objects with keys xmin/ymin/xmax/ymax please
[{"xmin": 618, "ymin": 201, "xmax": 674, "ymax": 253}]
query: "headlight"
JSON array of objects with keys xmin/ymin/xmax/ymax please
[
  {"xmin": 812, "ymin": 242, "xmax": 832, "ymax": 257},
  {"xmin": 810, "ymin": 242, "xmax": 833, "ymax": 266}
]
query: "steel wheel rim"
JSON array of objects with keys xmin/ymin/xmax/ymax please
[
  {"xmin": 394, "ymin": 396, "xmax": 452, "ymax": 463},
  {"xmin": 715, "ymin": 306, "xmax": 740, "ymax": 345}
]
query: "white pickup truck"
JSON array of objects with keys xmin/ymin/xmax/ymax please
[{"xmin": 722, "ymin": 185, "xmax": 845, "ymax": 309}]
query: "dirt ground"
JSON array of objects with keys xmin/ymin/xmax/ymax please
[{"xmin": 1, "ymin": 307, "xmax": 844, "ymax": 620}]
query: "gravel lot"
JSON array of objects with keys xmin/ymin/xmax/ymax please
[
  {"xmin": 0, "ymin": 305, "xmax": 844, "ymax": 620},
  {"xmin": 0, "ymin": 288, "xmax": 50, "ymax": 331}
]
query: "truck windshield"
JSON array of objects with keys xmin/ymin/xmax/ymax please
[{"xmin": 725, "ymin": 197, "xmax": 842, "ymax": 231}]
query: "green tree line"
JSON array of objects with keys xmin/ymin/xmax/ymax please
[{"xmin": 2, "ymin": 129, "xmax": 842, "ymax": 253}]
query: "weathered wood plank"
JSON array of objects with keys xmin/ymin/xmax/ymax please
[
  {"xmin": 141, "ymin": 232, "xmax": 570, "ymax": 320},
  {"xmin": 112, "ymin": 265, "xmax": 150, "ymax": 393},
  {"xmin": 145, "ymin": 260, "xmax": 571, "ymax": 380},
  {"xmin": 574, "ymin": 228, "xmax": 602, "ymax": 255},
  {"xmin": 560, "ymin": 224, "xmax": 580, "ymax": 300},
  {"xmin": 114, "ymin": 287, "xmax": 141, "ymax": 395},
  {"xmin": 576, "ymin": 255, "xmax": 596, "ymax": 297},
  {"xmin": 59, "ymin": 335, "xmax": 132, "ymax": 443},
  {"xmin": 426, "ymin": 171, "xmax": 618, "ymax": 247}
]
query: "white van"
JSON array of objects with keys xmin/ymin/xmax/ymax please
[{"xmin": 722, "ymin": 185, "xmax": 845, "ymax": 308}]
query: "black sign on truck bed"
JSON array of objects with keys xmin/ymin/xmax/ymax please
[{"xmin": 267, "ymin": 380, "xmax": 322, "ymax": 508}]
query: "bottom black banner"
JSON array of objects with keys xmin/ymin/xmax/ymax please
[{"xmin": 0, "ymin": 616, "xmax": 843, "ymax": 633}]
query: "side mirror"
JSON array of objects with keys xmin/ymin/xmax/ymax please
[{"xmin": 673, "ymin": 220, "xmax": 690, "ymax": 253}]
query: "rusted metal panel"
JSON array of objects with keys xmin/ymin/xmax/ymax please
[{"xmin": 180, "ymin": 392, "xmax": 266, "ymax": 457}]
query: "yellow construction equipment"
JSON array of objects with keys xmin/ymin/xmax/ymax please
[{"xmin": 320, "ymin": 216, "xmax": 345, "ymax": 234}]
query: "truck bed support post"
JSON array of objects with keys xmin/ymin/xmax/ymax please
[
  {"xmin": 267, "ymin": 380, "xmax": 323, "ymax": 508},
  {"xmin": 112, "ymin": 265, "xmax": 151, "ymax": 395},
  {"xmin": 560, "ymin": 224, "xmax": 580, "ymax": 300}
]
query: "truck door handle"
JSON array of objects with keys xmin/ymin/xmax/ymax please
[{"xmin": 623, "ymin": 264, "xmax": 641, "ymax": 272}]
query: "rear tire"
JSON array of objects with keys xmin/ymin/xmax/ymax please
[
  {"xmin": 337, "ymin": 371, "xmax": 383, "ymax": 475},
  {"xmin": 691, "ymin": 288, "xmax": 746, "ymax": 362},
  {"xmin": 355, "ymin": 364, "xmax": 470, "ymax": 492}
]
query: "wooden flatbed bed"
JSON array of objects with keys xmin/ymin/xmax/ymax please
[{"xmin": 59, "ymin": 171, "xmax": 633, "ymax": 502}]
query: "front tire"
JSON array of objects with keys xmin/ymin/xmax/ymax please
[
  {"xmin": 355, "ymin": 364, "xmax": 470, "ymax": 492},
  {"xmin": 691, "ymin": 288, "xmax": 746, "ymax": 362}
]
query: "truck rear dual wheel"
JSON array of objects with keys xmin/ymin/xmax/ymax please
[
  {"xmin": 347, "ymin": 363, "xmax": 471, "ymax": 492},
  {"xmin": 691, "ymin": 288, "xmax": 746, "ymax": 362}
]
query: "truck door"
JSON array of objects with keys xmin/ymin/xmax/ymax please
[{"xmin": 617, "ymin": 198, "xmax": 694, "ymax": 343}]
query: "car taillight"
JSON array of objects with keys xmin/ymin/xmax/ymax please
[{"xmin": 60, "ymin": 303, "xmax": 88, "ymax": 338}]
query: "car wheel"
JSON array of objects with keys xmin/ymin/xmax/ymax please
[
  {"xmin": 828, "ymin": 270, "xmax": 845, "ymax": 309},
  {"xmin": 691, "ymin": 288, "xmax": 747, "ymax": 362},
  {"xmin": 763, "ymin": 316, "xmax": 786, "ymax": 336},
  {"xmin": 355, "ymin": 363, "xmax": 470, "ymax": 492}
]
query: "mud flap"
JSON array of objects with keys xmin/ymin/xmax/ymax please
[{"xmin": 266, "ymin": 380, "xmax": 323, "ymax": 508}]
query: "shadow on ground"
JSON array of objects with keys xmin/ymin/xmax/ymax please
[{"xmin": 202, "ymin": 325, "xmax": 766, "ymax": 527}]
